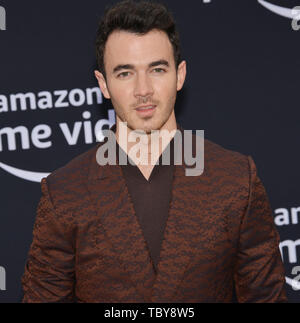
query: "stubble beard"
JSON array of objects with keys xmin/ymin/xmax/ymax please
[{"xmin": 115, "ymin": 105, "xmax": 174, "ymax": 135}]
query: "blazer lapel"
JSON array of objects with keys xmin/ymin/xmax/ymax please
[
  {"xmin": 150, "ymin": 127, "xmax": 207, "ymax": 302},
  {"xmin": 150, "ymin": 162, "xmax": 205, "ymax": 302},
  {"xmin": 87, "ymin": 145, "xmax": 156, "ymax": 302}
]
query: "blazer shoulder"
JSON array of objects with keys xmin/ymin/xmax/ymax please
[
  {"xmin": 203, "ymin": 137, "xmax": 251, "ymax": 180},
  {"xmin": 45, "ymin": 143, "xmax": 100, "ymax": 193}
]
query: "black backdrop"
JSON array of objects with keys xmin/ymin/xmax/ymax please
[{"xmin": 0, "ymin": 0, "xmax": 299, "ymax": 302}]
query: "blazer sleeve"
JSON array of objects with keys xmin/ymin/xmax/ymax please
[
  {"xmin": 234, "ymin": 156, "xmax": 288, "ymax": 303},
  {"xmin": 21, "ymin": 178, "xmax": 76, "ymax": 303}
]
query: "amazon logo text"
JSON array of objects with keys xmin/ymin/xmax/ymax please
[
  {"xmin": 0, "ymin": 6, "xmax": 6, "ymax": 31},
  {"xmin": 0, "ymin": 266, "xmax": 6, "ymax": 291}
]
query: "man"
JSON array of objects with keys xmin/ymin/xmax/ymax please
[{"xmin": 22, "ymin": 0, "xmax": 287, "ymax": 302}]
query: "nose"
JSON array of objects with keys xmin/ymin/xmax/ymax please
[{"xmin": 133, "ymin": 72, "xmax": 154, "ymax": 99}]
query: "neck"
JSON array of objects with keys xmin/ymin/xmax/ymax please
[{"xmin": 115, "ymin": 111, "xmax": 177, "ymax": 166}]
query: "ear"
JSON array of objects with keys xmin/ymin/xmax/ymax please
[
  {"xmin": 176, "ymin": 60, "xmax": 187, "ymax": 91},
  {"xmin": 94, "ymin": 70, "xmax": 111, "ymax": 99}
]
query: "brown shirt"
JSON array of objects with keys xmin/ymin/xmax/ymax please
[{"xmin": 116, "ymin": 135, "xmax": 175, "ymax": 273}]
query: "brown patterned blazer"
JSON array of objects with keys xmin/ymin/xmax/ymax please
[{"xmin": 21, "ymin": 129, "xmax": 287, "ymax": 303}]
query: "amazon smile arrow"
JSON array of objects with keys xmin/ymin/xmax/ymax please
[
  {"xmin": 285, "ymin": 276, "xmax": 300, "ymax": 291},
  {"xmin": 0, "ymin": 161, "xmax": 50, "ymax": 183},
  {"xmin": 258, "ymin": 0, "xmax": 300, "ymax": 20}
]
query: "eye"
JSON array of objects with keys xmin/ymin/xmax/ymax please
[
  {"xmin": 152, "ymin": 68, "xmax": 166, "ymax": 73},
  {"xmin": 117, "ymin": 71, "xmax": 131, "ymax": 78}
]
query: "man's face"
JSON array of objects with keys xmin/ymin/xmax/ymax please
[{"xmin": 95, "ymin": 29, "xmax": 186, "ymax": 133}]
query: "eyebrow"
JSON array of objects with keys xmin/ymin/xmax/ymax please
[{"xmin": 112, "ymin": 59, "xmax": 170, "ymax": 74}]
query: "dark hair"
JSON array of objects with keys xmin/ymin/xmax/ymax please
[{"xmin": 95, "ymin": 0, "xmax": 181, "ymax": 79}]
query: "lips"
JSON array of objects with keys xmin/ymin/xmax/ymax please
[
  {"xmin": 135, "ymin": 105, "xmax": 156, "ymax": 111},
  {"xmin": 135, "ymin": 105, "xmax": 157, "ymax": 117}
]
